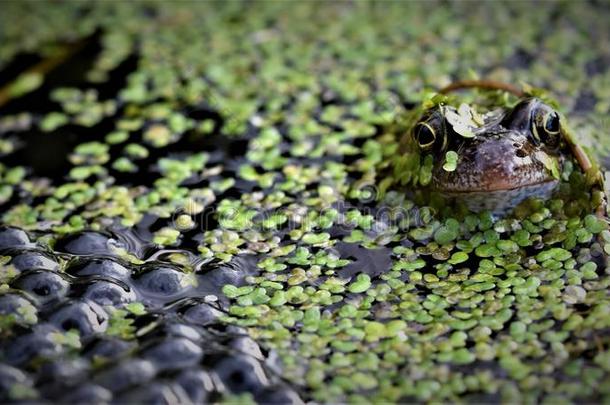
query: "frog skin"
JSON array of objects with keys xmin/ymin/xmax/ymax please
[{"xmin": 399, "ymin": 97, "xmax": 567, "ymax": 213}]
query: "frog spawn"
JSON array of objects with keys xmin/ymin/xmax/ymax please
[{"xmin": 0, "ymin": 227, "xmax": 302, "ymax": 403}]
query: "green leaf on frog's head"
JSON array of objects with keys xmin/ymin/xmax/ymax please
[
  {"xmin": 445, "ymin": 109, "xmax": 475, "ymax": 138},
  {"xmin": 443, "ymin": 151, "xmax": 459, "ymax": 172}
]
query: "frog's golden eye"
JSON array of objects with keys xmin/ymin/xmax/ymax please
[
  {"xmin": 543, "ymin": 112, "xmax": 560, "ymax": 135},
  {"xmin": 414, "ymin": 122, "xmax": 437, "ymax": 149},
  {"xmin": 536, "ymin": 110, "xmax": 561, "ymax": 147}
]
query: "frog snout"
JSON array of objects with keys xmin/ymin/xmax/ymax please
[
  {"xmin": 434, "ymin": 133, "xmax": 555, "ymax": 192},
  {"xmin": 478, "ymin": 136, "xmax": 534, "ymax": 170}
]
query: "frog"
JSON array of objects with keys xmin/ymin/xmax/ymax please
[{"xmin": 382, "ymin": 80, "xmax": 605, "ymax": 215}]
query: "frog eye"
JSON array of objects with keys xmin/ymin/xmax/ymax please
[
  {"xmin": 536, "ymin": 110, "xmax": 561, "ymax": 146},
  {"xmin": 543, "ymin": 112, "xmax": 560, "ymax": 135},
  {"xmin": 414, "ymin": 122, "xmax": 437, "ymax": 149}
]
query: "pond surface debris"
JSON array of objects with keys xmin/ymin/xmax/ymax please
[{"xmin": 0, "ymin": 1, "xmax": 610, "ymax": 403}]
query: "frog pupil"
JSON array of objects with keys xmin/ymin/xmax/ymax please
[{"xmin": 544, "ymin": 112, "xmax": 560, "ymax": 134}]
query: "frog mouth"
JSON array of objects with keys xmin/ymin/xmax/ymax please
[
  {"xmin": 438, "ymin": 180, "xmax": 560, "ymax": 214},
  {"xmin": 437, "ymin": 177, "xmax": 559, "ymax": 194}
]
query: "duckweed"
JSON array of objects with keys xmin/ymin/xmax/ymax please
[{"xmin": 348, "ymin": 274, "xmax": 372, "ymax": 293}]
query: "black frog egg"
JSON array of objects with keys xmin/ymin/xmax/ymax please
[
  {"xmin": 95, "ymin": 359, "xmax": 157, "ymax": 393},
  {"xmin": 10, "ymin": 251, "xmax": 59, "ymax": 272},
  {"xmin": 177, "ymin": 369, "xmax": 215, "ymax": 404},
  {"xmin": 0, "ymin": 227, "xmax": 31, "ymax": 249},
  {"xmin": 82, "ymin": 280, "xmax": 136, "ymax": 306},
  {"xmin": 134, "ymin": 266, "xmax": 189, "ymax": 297},
  {"xmin": 211, "ymin": 354, "xmax": 270, "ymax": 395},
  {"xmin": 160, "ymin": 323, "xmax": 202, "ymax": 341},
  {"xmin": 60, "ymin": 383, "xmax": 112, "ymax": 404},
  {"xmin": 141, "ymin": 337, "xmax": 204, "ymax": 371},
  {"xmin": 12, "ymin": 270, "xmax": 70, "ymax": 304},
  {"xmin": 0, "ymin": 293, "xmax": 38, "ymax": 325},
  {"xmin": 0, "ymin": 293, "xmax": 34, "ymax": 315},
  {"xmin": 229, "ymin": 336, "xmax": 265, "ymax": 360},
  {"xmin": 54, "ymin": 231, "xmax": 123, "ymax": 256},
  {"xmin": 5, "ymin": 325, "xmax": 64, "ymax": 366},
  {"xmin": 83, "ymin": 337, "xmax": 136, "ymax": 363},
  {"xmin": 36, "ymin": 359, "xmax": 89, "ymax": 398},
  {"xmin": 0, "ymin": 364, "xmax": 33, "ymax": 400},
  {"xmin": 48, "ymin": 300, "xmax": 109, "ymax": 337},
  {"xmin": 255, "ymin": 386, "xmax": 304, "ymax": 405},
  {"xmin": 182, "ymin": 302, "xmax": 224, "ymax": 326},
  {"xmin": 198, "ymin": 256, "xmax": 254, "ymax": 291},
  {"xmin": 66, "ymin": 257, "xmax": 132, "ymax": 281},
  {"xmin": 115, "ymin": 383, "xmax": 191, "ymax": 404}
]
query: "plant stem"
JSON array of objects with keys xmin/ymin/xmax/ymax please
[{"xmin": 438, "ymin": 79, "xmax": 525, "ymax": 97}]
